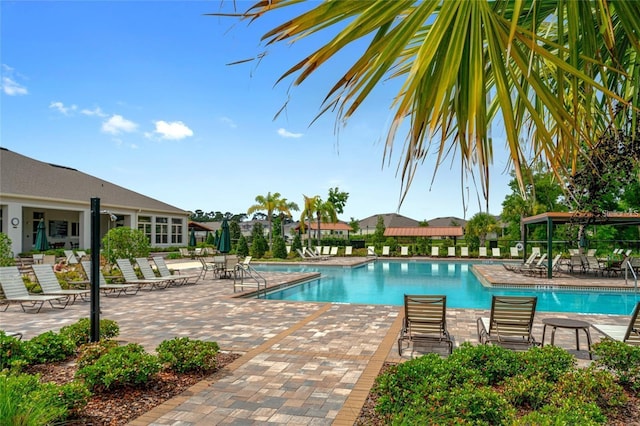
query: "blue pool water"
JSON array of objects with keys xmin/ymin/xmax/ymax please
[{"xmin": 255, "ymin": 261, "xmax": 640, "ymax": 315}]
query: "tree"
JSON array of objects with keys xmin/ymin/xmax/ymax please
[
  {"xmin": 373, "ymin": 216, "xmax": 386, "ymax": 244},
  {"xmin": 299, "ymin": 194, "xmax": 338, "ymax": 247},
  {"xmin": 327, "ymin": 187, "xmax": 349, "ymax": 214},
  {"xmin": 101, "ymin": 227, "xmax": 150, "ymax": 265},
  {"xmin": 236, "ymin": 234, "xmax": 249, "ymax": 258},
  {"xmin": 214, "ymin": 2, "xmax": 640, "ymax": 209},
  {"xmin": 348, "ymin": 217, "xmax": 360, "ymax": 234},
  {"xmin": 0, "ymin": 233, "xmax": 15, "ymax": 266},
  {"xmin": 465, "ymin": 213, "xmax": 498, "ymax": 250},
  {"xmin": 247, "ymin": 192, "xmax": 296, "ymax": 248},
  {"xmin": 272, "ymin": 235, "xmax": 288, "ymax": 259},
  {"xmin": 229, "ymin": 221, "xmax": 242, "ymax": 249},
  {"xmin": 249, "ymin": 222, "xmax": 268, "ymax": 258},
  {"xmin": 299, "ymin": 195, "xmax": 317, "ymax": 248}
]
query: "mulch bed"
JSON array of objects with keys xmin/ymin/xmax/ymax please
[{"xmin": 26, "ymin": 352, "xmax": 241, "ymax": 426}]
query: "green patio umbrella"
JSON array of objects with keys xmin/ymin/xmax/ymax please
[
  {"xmin": 189, "ymin": 228, "xmax": 196, "ymax": 247},
  {"xmin": 217, "ymin": 218, "xmax": 231, "ymax": 253},
  {"xmin": 34, "ymin": 219, "xmax": 49, "ymax": 251}
]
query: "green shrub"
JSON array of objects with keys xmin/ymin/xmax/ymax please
[
  {"xmin": 76, "ymin": 343, "xmax": 161, "ymax": 391},
  {"xmin": 59, "ymin": 318, "xmax": 120, "ymax": 347},
  {"xmin": 271, "ymin": 235, "xmax": 288, "ymax": 259},
  {"xmin": 448, "ymin": 342, "xmax": 522, "ymax": 385},
  {"xmin": 0, "ymin": 372, "xmax": 78, "ymax": 425},
  {"xmin": 520, "ymin": 344, "xmax": 576, "ymax": 382},
  {"xmin": 166, "ymin": 251, "xmax": 182, "ymax": 260},
  {"xmin": 51, "ymin": 380, "xmax": 91, "ymax": 418},
  {"xmin": 502, "ymin": 373, "xmax": 554, "ymax": 409},
  {"xmin": 516, "ymin": 397, "xmax": 607, "ymax": 425},
  {"xmin": 23, "ymin": 331, "xmax": 76, "ymax": 364},
  {"xmin": 593, "ymin": 339, "xmax": 640, "ymax": 393},
  {"xmin": 101, "ymin": 227, "xmax": 150, "ymax": 265},
  {"xmin": 0, "ymin": 233, "xmax": 15, "ymax": 267},
  {"xmin": 553, "ymin": 366, "xmax": 627, "ymax": 413},
  {"xmin": 76, "ymin": 340, "xmax": 119, "ymax": 369},
  {"xmin": 0, "ymin": 331, "xmax": 24, "ymax": 371},
  {"xmin": 156, "ymin": 337, "xmax": 219, "ymax": 373}
]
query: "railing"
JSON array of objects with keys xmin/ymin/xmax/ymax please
[
  {"xmin": 233, "ymin": 263, "xmax": 267, "ymax": 296},
  {"xmin": 624, "ymin": 257, "xmax": 638, "ymax": 292}
]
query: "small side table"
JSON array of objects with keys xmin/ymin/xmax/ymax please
[{"xmin": 542, "ymin": 318, "xmax": 592, "ymax": 359}]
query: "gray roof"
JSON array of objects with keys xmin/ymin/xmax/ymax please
[
  {"xmin": 426, "ymin": 216, "xmax": 467, "ymax": 227},
  {"xmin": 359, "ymin": 213, "xmax": 420, "ymax": 229},
  {"xmin": 0, "ymin": 147, "xmax": 187, "ymax": 214}
]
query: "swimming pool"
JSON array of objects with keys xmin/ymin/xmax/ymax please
[{"xmin": 255, "ymin": 261, "xmax": 640, "ymax": 315}]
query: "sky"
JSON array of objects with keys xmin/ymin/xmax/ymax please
[{"xmin": 1, "ymin": 1, "xmax": 515, "ymax": 222}]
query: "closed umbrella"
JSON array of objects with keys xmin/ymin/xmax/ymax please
[
  {"xmin": 189, "ymin": 228, "xmax": 196, "ymax": 247},
  {"xmin": 34, "ymin": 219, "xmax": 49, "ymax": 251},
  {"xmin": 217, "ymin": 218, "xmax": 231, "ymax": 253}
]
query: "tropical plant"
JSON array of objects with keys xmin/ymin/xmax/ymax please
[
  {"xmin": 327, "ymin": 187, "xmax": 349, "ymax": 214},
  {"xmin": 101, "ymin": 227, "xmax": 150, "ymax": 265},
  {"xmin": 465, "ymin": 212, "xmax": 499, "ymax": 249},
  {"xmin": 213, "ymin": 1, "xmax": 640, "ymax": 210},
  {"xmin": 247, "ymin": 192, "xmax": 298, "ymax": 248},
  {"xmin": 0, "ymin": 233, "xmax": 14, "ymax": 267}
]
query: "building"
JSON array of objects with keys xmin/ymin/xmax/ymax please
[
  {"xmin": 358, "ymin": 213, "xmax": 420, "ymax": 235},
  {"xmin": 0, "ymin": 148, "xmax": 189, "ymax": 255}
]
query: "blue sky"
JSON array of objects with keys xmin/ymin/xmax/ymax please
[{"xmin": 1, "ymin": 1, "xmax": 513, "ymax": 222}]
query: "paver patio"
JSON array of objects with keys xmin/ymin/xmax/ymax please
[{"xmin": 0, "ymin": 257, "xmax": 635, "ymax": 425}]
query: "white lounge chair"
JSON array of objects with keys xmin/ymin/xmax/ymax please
[
  {"xmin": 136, "ymin": 257, "xmax": 183, "ymax": 287},
  {"xmin": 344, "ymin": 246, "xmax": 353, "ymax": 256},
  {"xmin": 447, "ymin": 247, "xmax": 455, "ymax": 257},
  {"xmin": 116, "ymin": 259, "xmax": 169, "ymax": 290},
  {"xmin": 32, "ymin": 264, "xmax": 90, "ymax": 304},
  {"xmin": 492, "ymin": 247, "xmax": 501, "ymax": 258},
  {"xmin": 0, "ymin": 266, "xmax": 70, "ymax": 312},
  {"xmin": 322, "ymin": 246, "xmax": 331, "ymax": 256},
  {"xmin": 479, "ymin": 247, "xmax": 488, "ymax": 257},
  {"xmin": 431, "ymin": 246, "xmax": 439, "ymax": 257},
  {"xmin": 329, "ymin": 246, "xmax": 339, "ymax": 256},
  {"xmin": 382, "ymin": 246, "xmax": 390, "ymax": 256},
  {"xmin": 152, "ymin": 256, "xmax": 200, "ymax": 285},
  {"xmin": 509, "ymin": 247, "xmax": 519, "ymax": 258},
  {"xmin": 80, "ymin": 261, "xmax": 139, "ymax": 296},
  {"xmin": 400, "ymin": 246, "xmax": 409, "ymax": 256},
  {"xmin": 592, "ymin": 302, "xmax": 640, "ymax": 346},
  {"xmin": 64, "ymin": 250, "xmax": 79, "ymax": 264},
  {"xmin": 460, "ymin": 247, "xmax": 469, "ymax": 257},
  {"xmin": 367, "ymin": 246, "xmax": 377, "ymax": 257}
]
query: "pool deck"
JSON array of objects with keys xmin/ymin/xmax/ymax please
[{"xmin": 1, "ymin": 256, "xmax": 637, "ymax": 425}]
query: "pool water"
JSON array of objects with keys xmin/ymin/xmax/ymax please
[{"xmin": 255, "ymin": 261, "xmax": 640, "ymax": 315}]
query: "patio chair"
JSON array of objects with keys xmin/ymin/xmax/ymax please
[
  {"xmin": 531, "ymin": 247, "xmax": 541, "ymax": 257},
  {"xmin": 329, "ymin": 246, "xmax": 339, "ymax": 257},
  {"xmin": 478, "ymin": 247, "xmax": 488, "ymax": 257},
  {"xmin": 447, "ymin": 246, "xmax": 456, "ymax": 257},
  {"xmin": 322, "ymin": 246, "xmax": 331, "ymax": 256},
  {"xmin": 523, "ymin": 254, "xmax": 562, "ymax": 277},
  {"xmin": 31, "ymin": 264, "xmax": 90, "ymax": 304},
  {"xmin": 152, "ymin": 256, "xmax": 200, "ymax": 285},
  {"xmin": 0, "ymin": 266, "xmax": 70, "ymax": 312},
  {"xmin": 135, "ymin": 258, "xmax": 180, "ymax": 287},
  {"xmin": 592, "ymin": 301, "xmax": 640, "ymax": 346},
  {"xmin": 115, "ymin": 259, "xmax": 169, "ymax": 290},
  {"xmin": 344, "ymin": 246, "xmax": 353, "ymax": 256},
  {"xmin": 492, "ymin": 247, "xmax": 501, "ymax": 258},
  {"xmin": 431, "ymin": 246, "xmax": 439, "ymax": 257},
  {"xmin": 367, "ymin": 246, "xmax": 377, "ymax": 257},
  {"xmin": 503, "ymin": 252, "xmax": 537, "ymax": 272},
  {"xmin": 510, "ymin": 247, "xmax": 520, "ymax": 258},
  {"xmin": 400, "ymin": 246, "xmax": 409, "ymax": 256},
  {"xmin": 460, "ymin": 246, "xmax": 469, "ymax": 257},
  {"xmin": 64, "ymin": 250, "xmax": 79, "ymax": 264},
  {"xmin": 398, "ymin": 294, "xmax": 453, "ymax": 355},
  {"xmin": 477, "ymin": 295, "xmax": 538, "ymax": 348},
  {"xmin": 75, "ymin": 250, "xmax": 88, "ymax": 261},
  {"xmin": 568, "ymin": 255, "xmax": 585, "ymax": 273},
  {"xmin": 582, "ymin": 255, "xmax": 605, "ymax": 276},
  {"xmin": 382, "ymin": 246, "xmax": 390, "ymax": 256},
  {"xmin": 518, "ymin": 253, "xmax": 547, "ymax": 274},
  {"xmin": 80, "ymin": 261, "xmax": 139, "ymax": 296}
]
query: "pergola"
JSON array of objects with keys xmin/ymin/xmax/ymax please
[{"xmin": 521, "ymin": 212, "xmax": 640, "ymax": 278}]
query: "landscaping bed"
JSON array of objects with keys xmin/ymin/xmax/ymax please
[{"xmin": 25, "ymin": 351, "xmax": 241, "ymax": 425}]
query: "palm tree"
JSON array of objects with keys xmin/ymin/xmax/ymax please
[
  {"xmin": 247, "ymin": 192, "xmax": 295, "ymax": 247},
  {"xmin": 300, "ymin": 195, "xmax": 338, "ymax": 248},
  {"xmin": 213, "ymin": 2, "xmax": 640, "ymax": 207}
]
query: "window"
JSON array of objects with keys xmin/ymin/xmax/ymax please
[
  {"xmin": 155, "ymin": 217, "xmax": 168, "ymax": 244},
  {"xmin": 71, "ymin": 222, "xmax": 80, "ymax": 237},
  {"xmin": 138, "ymin": 216, "xmax": 152, "ymax": 243},
  {"xmin": 171, "ymin": 218, "xmax": 183, "ymax": 244}
]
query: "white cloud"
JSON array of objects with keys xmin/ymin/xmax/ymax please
[
  {"xmin": 49, "ymin": 101, "xmax": 77, "ymax": 115},
  {"xmin": 81, "ymin": 107, "xmax": 107, "ymax": 117},
  {"xmin": 220, "ymin": 116, "xmax": 237, "ymax": 128},
  {"xmin": 152, "ymin": 120, "xmax": 193, "ymax": 140},
  {"xmin": 1, "ymin": 65, "xmax": 28, "ymax": 96},
  {"xmin": 277, "ymin": 128, "xmax": 303, "ymax": 138},
  {"xmin": 101, "ymin": 114, "xmax": 138, "ymax": 134}
]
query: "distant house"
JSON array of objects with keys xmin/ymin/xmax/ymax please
[
  {"xmin": 384, "ymin": 226, "xmax": 464, "ymax": 239},
  {"xmin": 426, "ymin": 216, "xmax": 467, "ymax": 228},
  {"xmin": 358, "ymin": 213, "xmax": 420, "ymax": 235},
  {"xmin": 1, "ymin": 148, "xmax": 189, "ymax": 255},
  {"xmin": 295, "ymin": 221, "xmax": 353, "ymax": 240}
]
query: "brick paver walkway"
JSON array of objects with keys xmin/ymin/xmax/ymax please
[{"xmin": 0, "ymin": 257, "xmax": 635, "ymax": 425}]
